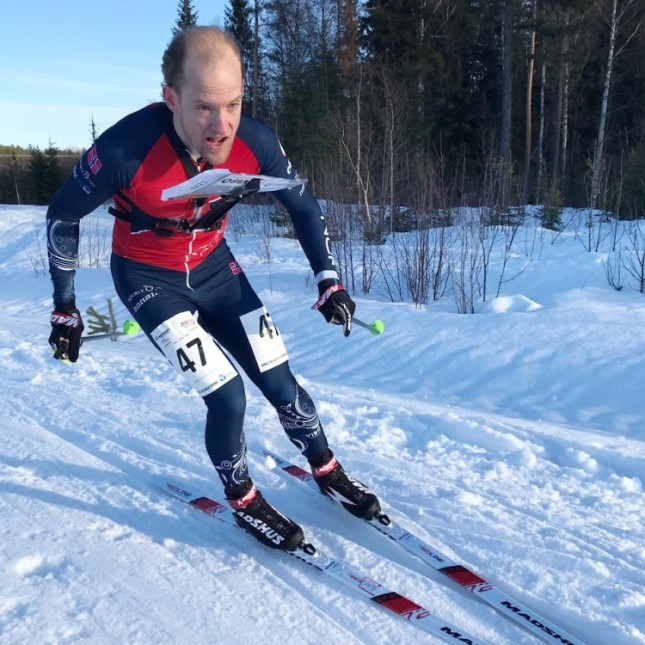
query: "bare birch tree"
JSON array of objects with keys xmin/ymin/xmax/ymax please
[{"xmin": 589, "ymin": 0, "xmax": 640, "ymax": 210}]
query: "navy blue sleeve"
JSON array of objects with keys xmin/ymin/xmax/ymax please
[
  {"xmin": 236, "ymin": 115, "xmax": 338, "ymax": 285},
  {"xmin": 47, "ymin": 105, "xmax": 163, "ymax": 306}
]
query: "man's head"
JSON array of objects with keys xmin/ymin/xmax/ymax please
[{"xmin": 162, "ymin": 27, "xmax": 244, "ymax": 166}]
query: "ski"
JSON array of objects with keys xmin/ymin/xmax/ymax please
[
  {"xmin": 261, "ymin": 449, "xmax": 585, "ymax": 645},
  {"xmin": 159, "ymin": 479, "xmax": 491, "ymax": 645}
]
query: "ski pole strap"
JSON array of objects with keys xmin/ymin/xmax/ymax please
[{"xmin": 108, "ymin": 178, "xmax": 261, "ymax": 237}]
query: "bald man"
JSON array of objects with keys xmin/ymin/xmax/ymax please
[{"xmin": 47, "ymin": 26, "xmax": 380, "ymax": 551}]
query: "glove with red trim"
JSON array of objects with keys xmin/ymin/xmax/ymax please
[
  {"xmin": 49, "ymin": 301, "xmax": 84, "ymax": 362},
  {"xmin": 313, "ymin": 280, "xmax": 355, "ymax": 337}
]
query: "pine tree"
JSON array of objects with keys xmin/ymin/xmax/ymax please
[
  {"xmin": 43, "ymin": 140, "xmax": 64, "ymax": 200},
  {"xmin": 27, "ymin": 146, "xmax": 48, "ymax": 205},
  {"xmin": 262, "ymin": 0, "xmax": 343, "ymax": 164},
  {"xmin": 9, "ymin": 147, "xmax": 23, "ymax": 204},
  {"xmin": 89, "ymin": 113, "xmax": 99, "ymax": 144},
  {"xmin": 172, "ymin": 0, "xmax": 199, "ymax": 35},
  {"xmin": 336, "ymin": 0, "xmax": 358, "ymax": 79},
  {"xmin": 225, "ymin": 0, "xmax": 255, "ymax": 114},
  {"xmin": 0, "ymin": 147, "xmax": 24, "ymax": 204},
  {"xmin": 360, "ymin": 0, "xmax": 477, "ymax": 149},
  {"xmin": 225, "ymin": 0, "xmax": 253, "ymax": 61},
  {"xmin": 26, "ymin": 142, "xmax": 64, "ymax": 205}
]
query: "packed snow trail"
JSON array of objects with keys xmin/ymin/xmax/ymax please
[{"xmin": 0, "ymin": 205, "xmax": 643, "ymax": 643}]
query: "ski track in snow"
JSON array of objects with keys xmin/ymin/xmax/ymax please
[{"xmin": 0, "ymin": 205, "xmax": 643, "ymax": 644}]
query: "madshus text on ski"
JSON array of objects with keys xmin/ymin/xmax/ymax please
[
  {"xmin": 259, "ymin": 449, "xmax": 586, "ymax": 645},
  {"xmin": 159, "ymin": 448, "xmax": 586, "ymax": 645}
]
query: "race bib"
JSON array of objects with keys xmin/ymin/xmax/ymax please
[
  {"xmin": 152, "ymin": 311, "xmax": 238, "ymax": 397},
  {"xmin": 240, "ymin": 307, "xmax": 288, "ymax": 373}
]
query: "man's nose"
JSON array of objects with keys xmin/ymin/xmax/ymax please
[{"xmin": 209, "ymin": 108, "xmax": 226, "ymax": 132}]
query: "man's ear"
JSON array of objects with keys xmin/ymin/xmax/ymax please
[{"xmin": 163, "ymin": 85, "xmax": 179, "ymax": 112}]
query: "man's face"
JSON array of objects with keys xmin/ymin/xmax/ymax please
[{"xmin": 163, "ymin": 48, "xmax": 243, "ymax": 166}]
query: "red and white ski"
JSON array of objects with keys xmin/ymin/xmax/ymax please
[
  {"xmin": 159, "ymin": 479, "xmax": 491, "ymax": 645},
  {"xmin": 261, "ymin": 449, "xmax": 585, "ymax": 645}
]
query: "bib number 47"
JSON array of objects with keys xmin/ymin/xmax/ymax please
[{"xmin": 177, "ymin": 337, "xmax": 207, "ymax": 373}]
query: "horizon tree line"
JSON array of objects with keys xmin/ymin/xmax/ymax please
[{"xmin": 1, "ymin": 0, "xmax": 643, "ymax": 221}]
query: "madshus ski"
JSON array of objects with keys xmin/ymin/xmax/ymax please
[
  {"xmin": 261, "ymin": 449, "xmax": 586, "ymax": 645},
  {"xmin": 159, "ymin": 479, "xmax": 490, "ymax": 645}
]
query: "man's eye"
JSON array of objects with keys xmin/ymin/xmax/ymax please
[{"xmin": 198, "ymin": 105, "xmax": 211, "ymax": 112}]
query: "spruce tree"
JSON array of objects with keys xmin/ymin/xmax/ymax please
[
  {"xmin": 27, "ymin": 146, "xmax": 48, "ymax": 205},
  {"xmin": 0, "ymin": 146, "xmax": 25, "ymax": 204},
  {"xmin": 172, "ymin": 0, "xmax": 199, "ymax": 35},
  {"xmin": 225, "ymin": 0, "xmax": 253, "ymax": 59},
  {"xmin": 9, "ymin": 147, "xmax": 23, "ymax": 205},
  {"xmin": 89, "ymin": 113, "xmax": 99, "ymax": 144},
  {"xmin": 26, "ymin": 142, "xmax": 65, "ymax": 205},
  {"xmin": 43, "ymin": 140, "xmax": 64, "ymax": 202},
  {"xmin": 224, "ymin": 0, "xmax": 255, "ymax": 113}
]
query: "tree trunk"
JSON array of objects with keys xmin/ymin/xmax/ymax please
[
  {"xmin": 590, "ymin": 0, "xmax": 618, "ymax": 209},
  {"xmin": 500, "ymin": 0, "xmax": 514, "ymax": 168},
  {"xmin": 537, "ymin": 60, "xmax": 546, "ymax": 200},
  {"xmin": 561, "ymin": 54, "xmax": 570, "ymax": 188},
  {"xmin": 551, "ymin": 30, "xmax": 567, "ymax": 186},
  {"xmin": 252, "ymin": 0, "xmax": 259, "ymax": 119},
  {"xmin": 522, "ymin": 0, "xmax": 537, "ymax": 203}
]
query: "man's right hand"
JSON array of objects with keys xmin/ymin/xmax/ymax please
[
  {"xmin": 49, "ymin": 302, "xmax": 84, "ymax": 362},
  {"xmin": 313, "ymin": 281, "xmax": 356, "ymax": 337}
]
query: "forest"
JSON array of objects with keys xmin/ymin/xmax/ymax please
[{"xmin": 1, "ymin": 0, "xmax": 643, "ymax": 228}]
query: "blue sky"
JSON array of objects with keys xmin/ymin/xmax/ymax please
[{"xmin": 0, "ymin": 1, "xmax": 228, "ymax": 151}]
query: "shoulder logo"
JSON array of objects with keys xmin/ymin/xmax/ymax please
[{"xmin": 87, "ymin": 144, "xmax": 102, "ymax": 175}]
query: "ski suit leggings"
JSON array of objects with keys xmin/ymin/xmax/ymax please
[{"xmin": 111, "ymin": 241, "xmax": 329, "ymax": 489}]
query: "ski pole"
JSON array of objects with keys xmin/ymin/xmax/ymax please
[{"xmin": 353, "ymin": 317, "xmax": 384, "ymax": 336}]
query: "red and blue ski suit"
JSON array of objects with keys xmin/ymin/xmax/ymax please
[{"xmin": 47, "ymin": 102, "xmax": 337, "ymax": 489}]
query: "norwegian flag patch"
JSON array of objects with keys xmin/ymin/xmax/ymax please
[{"xmin": 87, "ymin": 144, "xmax": 102, "ymax": 175}]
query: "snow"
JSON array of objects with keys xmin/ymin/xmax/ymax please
[{"xmin": 0, "ymin": 203, "xmax": 644, "ymax": 644}]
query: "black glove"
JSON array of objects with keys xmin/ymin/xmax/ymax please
[
  {"xmin": 313, "ymin": 281, "xmax": 356, "ymax": 337},
  {"xmin": 49, "ymin": 301, "xmax": 84, "ymax": 362}
]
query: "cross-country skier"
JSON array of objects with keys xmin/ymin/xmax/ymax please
[{"xmin": 46, "ymin": 26, "xmax": 380, "ymax": 551}]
